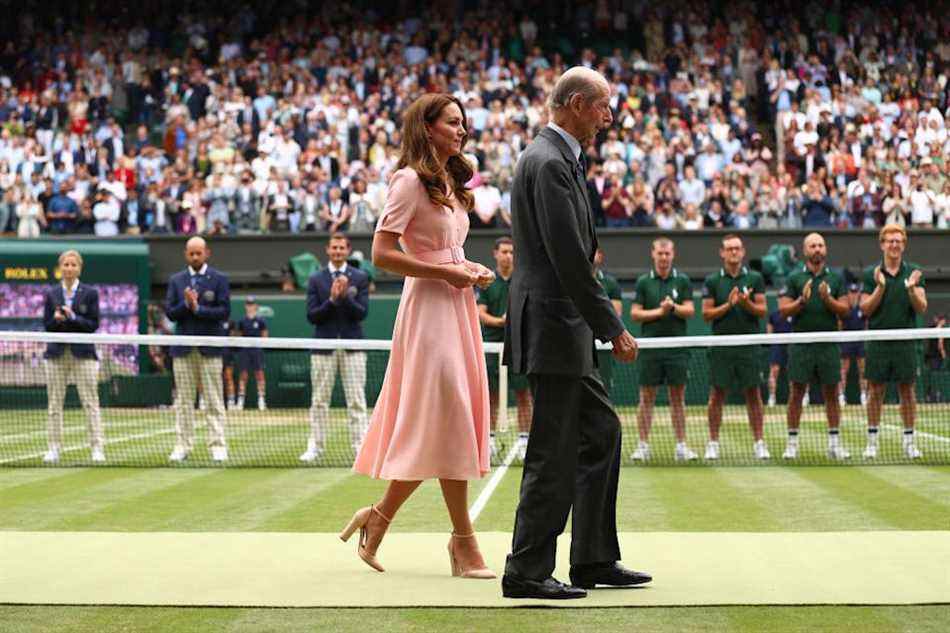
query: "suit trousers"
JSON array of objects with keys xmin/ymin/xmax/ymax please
[
  {"xmin": 505, "ymin": 373, "xmax": 622, "ymax": 580},
  {"xmin": 173, "ymin": 350, "xmax": 226, "ymax": 452},
  {"xmin": 309, "ymin": 350, "xmax": 368, "ymax": 451},
  {"xmin": 45, "ymin": 350, "xmax": 103, "ymax": 452}
]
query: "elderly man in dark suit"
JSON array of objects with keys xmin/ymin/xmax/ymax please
[
  {"xmin": 502, "ymin": 67, "xmax": 651, "ymax": 600},
  {"xmin": 301, "ymin": 232, "xmax": 370, "ymax": 462},
  {"xmin": 165, "ymin": 236, "xmax": 231, "ymax": 462},
  {"xmin": 43, "ymin": 249, "xmax": 103, "ymax": 463}
]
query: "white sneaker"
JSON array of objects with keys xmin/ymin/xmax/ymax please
[
  {"xmin": 211, "ymin": 446, "xmax": 229, "ymax": 462},
  {"xmin": 828, "ymin": 444, "xmax": 851, "ymax": 460},
  {"xmin": 753, "ymin": 440, "xmax": 770, "ymax": 460},
  {"xmin": 782, "ymin": 441, "xmax": 799, "ymax": 460},
  {"xmin": 904, "ymin": 443, "xmax": 922, "ymax": 459},
  {"xmin": 198, "ymin": 397, "xmax": 206, "ymax": 411},
  {"xmin": 630, "ymin": 442, "xmax": 650, "ymax": 461},
  {"xmin": 299, "ymin": 440, "xmax": 321, "ymax": 463},
  {"xmin": 258, "ymin": 399, "xmax": 267, "ymax": 411},
  {"xmin": 169, "ymin": 448, "xmax": 189, "ymax": 462},
  {"xmin": 838, "ymin": 392, "xmax": 846, "ymax": 406},
  {"xmin": 515, "ymin": 435, "xmax": 529, "ymax": 461},
  {"xmin": 91, "ymin": 448, "xmax": 106, "ymax": 463},
  {"xmin": 802, "ymin": 392, "xmax": 810, "ymax": 407},
  {"xmin": 42, "ymin": 449, "xmax": 60, "ymax": 464},
  {"xmin": 704, "ymin": 441, "xmax": 720, "ymax": 460},
  {"xmin": 860, "ymin": 391, "xmax": 868, "ymax": 405},
  {"xmin": 863, "ymin": 443, "xmax": 878, "ymax": 459},
  {"xmin": 227, "ymin": 398, "xmax": 236, "ymax": 410},
  {"xmin": 236, "ymin": 396, "xmax": 245, "ymax": 410},
  {"xmin": 767, "ymin": 394, "xmax": 776, "ymax": 407},
  {"xmin": 674, "ymin": 443, "xmax": 698, "ymax": 461}
]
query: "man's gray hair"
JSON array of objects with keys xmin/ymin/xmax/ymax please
[{"xmin": 547, "ymin": 67, "xmax": 608, "ymax": 111}]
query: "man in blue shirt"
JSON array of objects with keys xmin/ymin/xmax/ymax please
[
  {"xmin": 801, "ymin": 181, "xmax": 838, "ymax": 228},
  {"xmin": 165, "ymin": 236, "xmax": 231, "ymax": 462},
  {"xmin": 46, "ymin": 183, "xmax": 80, "ymax": 234}
]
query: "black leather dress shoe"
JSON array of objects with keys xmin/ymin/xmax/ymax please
[
  {"xmin": 502, "ymin": 574, "xmax": 588, "ymax": 599},
  {"xmin": 569, "ymin": 562, "xmax": 653, "ymax": 589}
]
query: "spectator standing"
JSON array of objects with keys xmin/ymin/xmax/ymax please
[
  {"xmin": 236, "ymin": 297, "xmax": 268, "ymax": 411},
  {"xmin": 778, "ymin": 233, "xmax": 850, "ymax": 460},
  {"xmin": 838, "ymin": 283, "xmax": 869, "ymax": 406},
  {"xmin": 165, "ymin": 237, "xmax": 231, "ymax": 462},
  {"xmin": 477, "ymin": 237, "xmax": 533, "ymax": 461},
  {"xmin": 701, "ymin": 234, "xmax": 770, "ymax": 460},
  {"xmin": 629, "ymin": 238, "xmax": 697, "ymax": 462},
  {"xmin": 860, "ymin": 224, "xmax": 928, "ymax": 459},
  {"xmin": 42, "ymin": 250, "xmax": 104, "ymax": 464},
  {"xmin": 301, "ymin": 232, "xmax": 370, "ymax": 462}
]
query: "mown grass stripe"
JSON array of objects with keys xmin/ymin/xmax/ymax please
[{"xmin": 793, "ymin": 467, "xmax": 950, "ymax": 530}]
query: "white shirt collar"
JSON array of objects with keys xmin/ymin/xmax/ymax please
[
  {"xmin": 547, "ymin": 122, "xmax": 582, "ymax": 162},
  {"xmin": 61, "ymin": 279, "xmax": 79, "ymax": 293},
  {"xmin": 189, "ymin": 264, "xmax": 208, "ymax": 276},
  {"xmin": 328, "ymin": 262, "xmax": 347, "ymax": 274}
]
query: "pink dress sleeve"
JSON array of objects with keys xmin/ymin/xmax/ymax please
[{"xmin": 376, "ymin": 168, "xmax": 419, "ymax": 236}]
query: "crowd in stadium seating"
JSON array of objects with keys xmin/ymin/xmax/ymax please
[{"xmin": 0, "ymin": 2, "xmax": 947, "ymax": 238}]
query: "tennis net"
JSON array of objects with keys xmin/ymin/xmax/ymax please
[{"xmin": 0, "ymin": 328, "xmax": 946, "ymax": 467}]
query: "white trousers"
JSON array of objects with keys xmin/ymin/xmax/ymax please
[
  {"xmin": 309, "ymin": 350, "xmax": 368, "ymax": 450},
  {"xmin": 173, "ymin": 351, "xmax": 226, "ymax": 452},
  {"xmin": 45, "ymin": 350, "xmax": 103, "ymax": 452}
]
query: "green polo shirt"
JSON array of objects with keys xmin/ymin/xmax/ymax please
[
  {"xmin": 633, "ymin": 268, "xmax": 692, "ymax": 337},
  {"xmin": 702, "ymin": 266, "xmax": 765, "ymax": 335},
  {"xmin": 477, "ymin": 270, "xmax": 510, "ymax": 343},
  {"xmin": 596, "ymin": 269, "xmax": 622, "ymax": 303},
  {"xmin": 780, "ymin": 264, "xmax": 845, "ymax": 332},
  {"xmin": 861, "ymin": 260, "xmax": 924, "ymax": 329}
]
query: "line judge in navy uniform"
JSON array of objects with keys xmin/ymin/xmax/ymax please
[
  {"xmin": 165, "ymin": 236, "xmax": 231, "ymax": 462},
  {"xmin": 301, "ymin": 232, "xmax": 370, "ymax": 462},
  {"xmin": 42, "ymin": 249, "xmax": 104, "ymax": 464},
  {"xmin": 502, "ymin": 67, "xmax": 650, "ymax": 600}
]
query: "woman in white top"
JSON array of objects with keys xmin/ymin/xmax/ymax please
[
  {"xmin": 17, "ymin": 190, "xmax": 45, "ymax": 238},
  {"xmin": 936, "ymin": 181, "xmax": 950, "ymax": 229}
]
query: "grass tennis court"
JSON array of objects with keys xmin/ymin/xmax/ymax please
[
  {"xmin": 2, "ymin": 463, "xmax": 950, "ymax": 631},
  {"xmin": 2, "ymin": 401, "xmax": 950, "ymax": 632},
  {"xmin": 3, "ymin": 403, "xmax": 949, "ymax": 467}
]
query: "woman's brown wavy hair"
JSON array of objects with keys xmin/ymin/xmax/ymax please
[{"xmin": 396, "ymin": 94, "xmax": 474, "ymax": 211}]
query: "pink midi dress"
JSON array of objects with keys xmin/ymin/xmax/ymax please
[{"xmin": 352, "ymin": 167, "xmax": 491, "ymax": 481}]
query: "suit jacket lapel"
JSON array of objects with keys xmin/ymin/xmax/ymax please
[{"xmin": 540, "ymin": 128, "xmax": 596, "ymax": 252}]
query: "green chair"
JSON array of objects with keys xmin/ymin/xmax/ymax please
[{"xmin": 288, "ymin": 252, "xmax": 320, "ymax": 289}]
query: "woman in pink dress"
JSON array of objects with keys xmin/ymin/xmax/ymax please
[{"xmin": 340, "ymin": 94, "xmax": 497, "ymax": 579}]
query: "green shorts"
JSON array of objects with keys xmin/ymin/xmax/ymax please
[
  {"xmin": 638, "ymin": 349, "xmax": 689, "ymax": 387},
  {"xmin": 596, "ymin": 350, "xmax": 615, "ymax": 391},
  {"xmin": 486, "ymin": 354, "xmax": 530, "ymax": 392},
  {"xmin": 788, "ymin": 342, "xmax": 840, "ymax": 386},
  {"xmin": 866, "ymin": 341, "xmax": 917, "ymax": 384},
  {"xmin": 708, "ymin": 346, "xmax": 762, "ymax": 392}
]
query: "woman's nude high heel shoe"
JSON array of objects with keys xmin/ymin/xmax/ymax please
[
  {"xmin": 447, "ymin": 532, "xmax": 497, "ymax": 579},
  {"xmin": 340, "ymin": 505, "xmax": 392, "ymax": 572}
]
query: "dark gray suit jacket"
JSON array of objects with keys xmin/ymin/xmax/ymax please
[{"xmin": 504, "ymin": 127, "xmax": 625, "ymax": 376}]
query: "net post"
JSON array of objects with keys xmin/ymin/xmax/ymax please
[{"xmin": 498, "ymin": 354, "xmax": 509, "ymax": 432}]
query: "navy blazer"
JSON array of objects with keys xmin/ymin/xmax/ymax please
[
  {"xmin": 306, "ymin": 266, "xmax": 369, "ymax": 354},
  {"xmin": 165, "ymin": 266, "xmax": 231, "ymax": 357},
  {"xmin": 43, "ymin": 282, "xmax": 99, "ymax": 360}
]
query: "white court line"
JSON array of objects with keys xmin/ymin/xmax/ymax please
[
  {"xmin": 468, "ymin": 442, "xmax": 519, "ymax": 523},
  {"xmin": 0, "ymin": 419, "xmax": 165, "ymax": 444},
  {"xmin": 882, "ymin": 423, "xmax": 950, "ymax": 445},
  {"xmin": 0, "ymin": 427, "xmax": 177, "ymax": 465}
]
